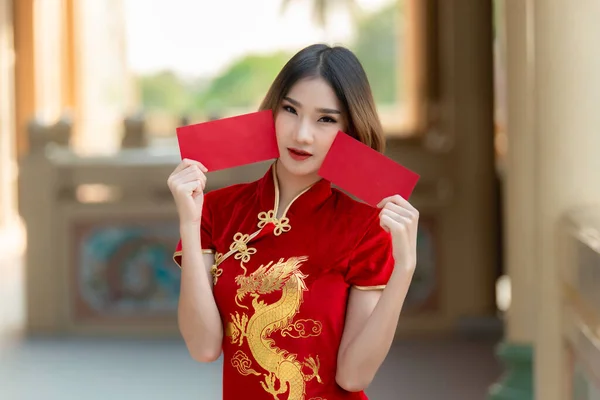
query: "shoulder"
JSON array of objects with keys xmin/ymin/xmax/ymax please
[
  {"xmin": 331, "ymin": 188, "xmax": 381, "ymax": 233},
  {"xmin": 204, "ymin": 179, "xmax": 259, "ymax": 211},
  {"xmin": 331, "ymin": 187, "xmax": 380, "ymax": 219},
  {"xmin": 332, "ymin": 189, "xmax": 394, "ymax": 286}
]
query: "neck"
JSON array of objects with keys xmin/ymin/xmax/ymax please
[{"xmin": 275, "ymin": 160, "xmax": 321, "ymax": 217}]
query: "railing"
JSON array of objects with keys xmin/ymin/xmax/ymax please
[
  {"xmin": 560, "ymin": 207, "xmax": 600, "ymax": 398},
  {"xmin": 18, "ymin": 113, "xmax": 465, "ymax": 338},
  {"xmin": 18, "ymin": 116, "xmax": 270, "ymax": 336}
]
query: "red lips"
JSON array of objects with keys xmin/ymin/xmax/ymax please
[
  {"xmin": 287, "ymin": 148, "xmax": 312, "ymax": 161},
  {"xmin": 288, "ymin": 148, "xmax": 312, "ymax": 156}
]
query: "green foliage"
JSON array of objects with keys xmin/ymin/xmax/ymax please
[
  {"xmin": 136, "ymin": 70, "xmax": 194, "ymax": 114},
  {"xmin": 135, "ymin": 3, "xmax": 400, "ymax": 117},
  {"xmin": 352, "ymin": 3, "xmax": 401, "ymax": 104},
  {"xmin": 194, "ymin": 52, "xmax": 292, "ymax": 112}
]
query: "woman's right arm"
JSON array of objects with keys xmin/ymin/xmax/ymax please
[
  {"xmin": 178, "ymin": 225, "xmax": 222, "ymax": 362},
  {"xmin": 168, "ymin": 159, "xmax": 223, "ymax": 362}
]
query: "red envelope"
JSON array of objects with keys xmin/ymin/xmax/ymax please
[
  {"xmin": 176, "ymin": 110, "xmax": 279, "ymax": 171},
  {"xmin": 318, "ymin": 132, "xmax": 420, "ymax": 206}
]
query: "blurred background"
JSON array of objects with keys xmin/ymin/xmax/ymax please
[{"xmin": 0, "ymin": 0, "xmax": 599, "ymax": 399}]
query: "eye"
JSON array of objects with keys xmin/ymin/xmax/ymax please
[
  {"xmin": 282, "ymin": 105, "xmax": 297, "ymax": 114},
  {"xmin": 319, "ymin": 116, "xmax": 337, "ymax": 123}
]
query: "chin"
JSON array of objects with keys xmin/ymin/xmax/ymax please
[{"xmin": 278, "ymin": 155, "xmax": 320, "ymax": 177}]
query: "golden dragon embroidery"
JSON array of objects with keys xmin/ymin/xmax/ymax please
[{"xmin": 227, "ymin": 256, "xmax": 325, "ymax": 400}]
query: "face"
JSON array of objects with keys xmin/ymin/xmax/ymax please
[{"xmin": 274, "ymin": 76, "xmax": 348, "ymax": 178}]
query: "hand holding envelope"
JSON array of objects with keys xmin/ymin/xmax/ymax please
[{"xmin": 176, "ymin": 111, "xmax": 420, "ymax": 206}]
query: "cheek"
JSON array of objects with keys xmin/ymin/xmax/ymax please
[
  {"xmin": 316, "ymin": 129, "xmax": 339, "ymax": 156},
  {"xmin": 274, "ymin": 113, "xmax": 291, "ymax": 142},
  {"xmin": 274, "ymin": 120, "xmax": 284, "ymax": 149}
]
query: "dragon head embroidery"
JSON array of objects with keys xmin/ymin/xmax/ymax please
[{"xmin": 234, "ymin": 256, "xmax": 309, "ymax": 308}]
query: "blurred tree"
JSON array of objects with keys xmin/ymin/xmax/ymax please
[
  {"xmin": 280, "ymin": 0, "xmax": 399, "ymax": 104},
  {"xmin": 136, "ymin": 2, "xmax": 401, "ymax": 117},
  {"xmin": 352, "ymin": 2, "xmax": 400, "ymax": 104},
  {"xmin": 194, "ymin": 52, "xmax": 291, "ymax": 112},
  {"xmin": 280, "ymin": 0, "xmax": 359, "ymax": 28},
  {"xmin": 136, "ymin": 71, "xmax": 194, "ymax": 113}
]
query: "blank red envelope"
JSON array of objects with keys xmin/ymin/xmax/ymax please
[
  {"xmin": 318, "ymin": 132, "xmax": 420, "ymax": 206},
  {"xmin": 176, "ymin": 110, "xmax": 279, "ymax": 171}
]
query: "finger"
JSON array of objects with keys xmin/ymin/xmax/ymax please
[
  {"xmin": 181, "ymin": 158, "xmax": 208, "ymax": 172},
  {"xmin": 198, "ymin": 174, "xmax": 207, "ymax": 191},
  {"xmin": 173, "ymin": 159, "xmax": 208, "ymax": 175},
  {"xmin": 377, "ymin": 194, "xmax": 405, "ymax": 208},
  {"xmin": 380, "ymin": 208, "xmax": 412, "ymax": 225},
  {"xmin": 171, "ymin": 159, "xmax": 195, "ymax": 175},
  {"xmin": 172, "ymin": 165, "xmax": 206, "ymax": 184},
  {"xmin": 377, "ymin": 194, "xmax": 416, "ymax": 212},
  {"xmin": 379, "ymin": 214, "xmax": 391, "ymax": 233},
  {"xmin": 376, "ymin": 196, "xmax": 393, "ymax": 209},
  {"xmin": 171, "ymin": 161, "xmax": 187, "ymax": 175},
  {"xmin": 380, "ymin": 214, "xmax": 405, "ymax": 235},
  {"xmin": 382, "ymin": 202, "xmax": 415, "ymax": 219},
  {"xmin": 381, "ymin": 214, "xmax": 410, "ymax": 238},
  {"xmin": 169, "ymin": 171, "xmax": 204, "ymax": 194},
  {"xmin": 380, "ymin": 213, "xmax": 402, "ymax": 230},
  {"xmin": 196, "ymin": 161, "xmax": 208, "ymax": 173},
  {"xmin": 175, "ymin": 180, "xmax": 202, "ymax": 197}
]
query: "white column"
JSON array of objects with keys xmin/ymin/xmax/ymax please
[
  {"xmin": 0, "ymin": 0, "xmax": 16, "ymax": 227},
  {"xmin": 487, "ymin": 3, "xmax": 537, "ymax": 396},
  {"xmin": 533, "ymin": 0, "xmax": 600, "ymax": 399},
  {"xmin": 502, "ymin": 0, "xmax": 537, "ymax": 345}
]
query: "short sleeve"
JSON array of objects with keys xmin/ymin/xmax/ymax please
[
  {"xmin": 344, "ymin": 216, "xmax": 395, "ymax": 290},
  {"xmin": 172, "ymin": 193, "xmax": 216, "ymax": 268}
]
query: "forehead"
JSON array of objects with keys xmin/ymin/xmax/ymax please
[{"xmin": 285, "ymin": 77, "xmax": 341, "ymax": 109}]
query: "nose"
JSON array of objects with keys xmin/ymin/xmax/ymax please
[{"xmin": 293, "ymin": 118, "xmax": 314, "ymax": 145}]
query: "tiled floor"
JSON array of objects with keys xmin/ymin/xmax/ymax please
[
  {"xmin": 0, "ymin": 335, "xmax": 502, "ymax": 400},
  {"xmin": 0, "ymin": 222, "xmax": 502, "ymax": 400},
  {"xmin": 0, "ymin": 220, "xmax": 25, "ymax": 340}
]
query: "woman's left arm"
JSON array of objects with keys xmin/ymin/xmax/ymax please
[{"xmin": 336, "ymin": 195, "xmax": 418, "ymax": 392}]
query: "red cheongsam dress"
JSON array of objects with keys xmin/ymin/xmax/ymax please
[{"xmin": 173, "ymin": 163, "xmax": 395, "ymax": 400}]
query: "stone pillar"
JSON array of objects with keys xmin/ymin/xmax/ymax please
[
  {"xmin": 19, "ymin": 117, "xmax": 72, "ymax": 333},
  {"xmin": 488, "ymin": 1, "xmax": 535, "ymax": 397},
  {"xmin": 121, "ymin": 113, "xmax": 147, "ymax": 148}
]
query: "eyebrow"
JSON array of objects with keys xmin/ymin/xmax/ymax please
[{"xmin": 283, "ymin": 96, "xmax": 341, "ymax": 115}]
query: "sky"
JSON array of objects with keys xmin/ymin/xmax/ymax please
[{"xmin": 123, "ymin": 0, "xmax": 394, "ymax": 78}]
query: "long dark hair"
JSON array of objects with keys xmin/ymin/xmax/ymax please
[{"xmin": 259, "ymin": 44, "xmax": 385, "ymax": 153}]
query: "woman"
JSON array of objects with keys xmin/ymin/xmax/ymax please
[{"xmin": 168, "ymin": 44, "xmax": 419, "ymax": 400}]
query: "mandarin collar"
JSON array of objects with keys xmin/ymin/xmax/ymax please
[{"xmin": 257, "ymin": 162, "xmax": 332, "ymax": 218}]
